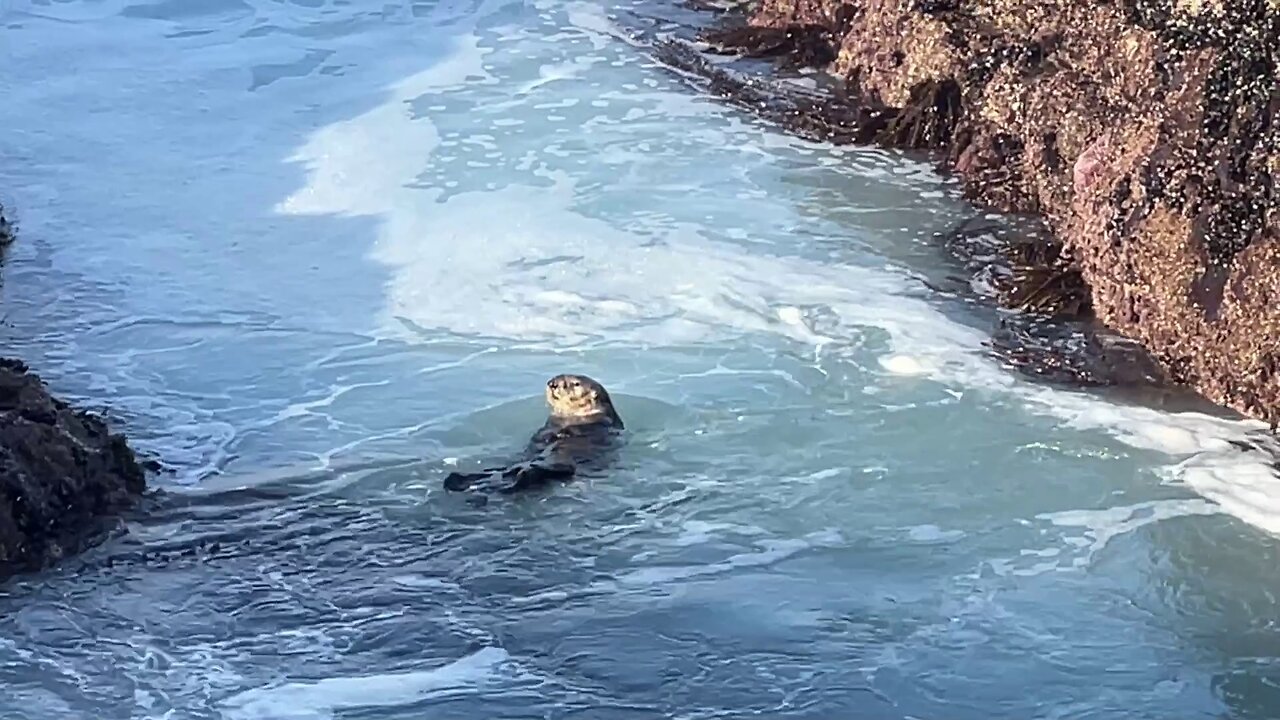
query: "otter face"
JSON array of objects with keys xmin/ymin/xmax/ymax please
[{"xmin": 545, "ymin": 373, "xmax": 614, "ymax": 420}]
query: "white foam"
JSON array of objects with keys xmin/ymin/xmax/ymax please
[
  {"xmin": 775, "ymin": 305, "xmax": 805, "ymax": 326},
  {"xmin": 220, "ymin": 647, "xmax": 510, "ymax": 720},
  {"xmin": 619, "ymin": 529, "xmax": 842, "ymax": 587},
  {"xmin": 507, "ymin": 528, "xmax": 841, "ymax": 608},
  {"xmin": 878, "ymin": 354, "xmax": 933, "ymax": 377},
  {"xmin": 273, "ymin": 1, "xmax": 1280, "ymax": 536},
  {"xmin": 266, "ymin": 380, "xmax": 390, "ymax": 424},
  {"xmin": 276, "ymin": 32, "xmax": 492, "ymax": 220},
  {"xmin": 1040, "ymin": 498, "xmax": 1221, "ymax": 571},
  {"xmin": 1165, "ymin": 444, "xmax": 1280, "ymax": 535},
  {"xmin": 906, "ymin": 524, "xmax": 966, "ymax": 543}
]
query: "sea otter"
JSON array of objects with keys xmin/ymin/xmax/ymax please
[{"xmin": 443, "ymin": 373, "xmax": 625, "ymax": 495}]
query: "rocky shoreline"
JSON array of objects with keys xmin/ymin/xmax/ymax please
[
  {"xmin": 0, "ymin": 358, "xmax": 148, "ymax": 581},
  {"xmin": 0, "ymin": 207, "xmax": 148, "ymax": 583},
  {"xmin": 646, "ymin": 0, "xmax": 1279, "ymax": 426},
  {"xmin": 0, "ymin": 0, "xmax": 1272, "ymax": 580}
]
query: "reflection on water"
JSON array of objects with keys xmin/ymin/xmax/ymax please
[{"xmin": 2, "ymin": 0, "xmax": 1280, "ymax": 718}]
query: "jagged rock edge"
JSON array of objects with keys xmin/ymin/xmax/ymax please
[
  {"xmin": 635, "ymin": 1, "xmax": 1280, "ymax": 422},
  {"xmin": 642, "ymin": 30, "xmax": 1170, "ymax": 391}
]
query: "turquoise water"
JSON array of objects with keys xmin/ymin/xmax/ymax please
[{"xmin": 3, "ymin": 0, "xmax": 1280, "ymax": 717}]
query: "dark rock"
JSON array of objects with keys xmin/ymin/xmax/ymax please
[
  {"xmin": 933, "ymin": 215, "xmax": 1170, "ymax": 388},
  {"xmin": 660, "ymin": 0, "xmax": 1280, "ymax": 426},
  {"xmin": 0, "ymin": 359, "xmax": 147, "ymax": 581},
  {"xmin": 986, "ymin": 315, "xmax": 1168, "ymax": 388},
  {"xmin": 0, "ymin": 203, "xmax": 13, "ymax": 247},
  {"xmin": 876, "ymin": 78, "xmax": 963, "ymax": 150},
  {"xmin": 653, "ymin": 38, "xmax": 897, "ymax": 145},
  {"xmin": 935, "ymin": 216, "xmax": 1093, "ymax": 318},
  {"xmin": 700, "ymin": 23, "xmax": 840, "ymax": 70}
]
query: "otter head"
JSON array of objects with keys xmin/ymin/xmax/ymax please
[{"xmin": 545, "ymin": 374, "xmax": 622, "ymax": 427}]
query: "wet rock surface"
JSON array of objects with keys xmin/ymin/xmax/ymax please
[
  {"xmin": 0, "ymin": 357, "xmax": 147, "ymax": 582},
  {"xmin": 932, "ymin": 215, "xmax": 1176, "ymax": 391},
  {"xmin": 637, "ymin": 29, "xmax": 1175, "ymax": 392},
  {"xmin": 637, "ymin": 0, "xmax": 1280, "ymax": 425}
]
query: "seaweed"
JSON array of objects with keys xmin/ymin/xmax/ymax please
[
  {"xmin": 652, "ymin": 38, "xmax": 896, "ymax": 144},
  {"xmin": 700, "ymin": 23, "xmax": 840, "ymax": 70}
]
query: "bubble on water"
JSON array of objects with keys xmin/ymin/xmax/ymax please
[
  {"xmin": 879, "ymin": 354, "xmax": 932, "ymax": 376},
  {"xmin": 221, "ymin": 647, "xmax": 512, "ymax": 720}
]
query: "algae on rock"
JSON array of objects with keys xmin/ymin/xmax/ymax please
[{"xmin": 721, "ymin": 0, "xmax": 1280, "ymax": 424}]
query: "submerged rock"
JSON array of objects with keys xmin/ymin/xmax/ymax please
[
  {"xmin": 656, "ymin": 0, "xmax": 1280, "ymax": 426},
  {"xmin": 0, "ymin": 358, "xmax": 146, "ymax": 581},
  {"xmin": 0, "ymin": 203, "xmax": 13, "ymax": 247}
]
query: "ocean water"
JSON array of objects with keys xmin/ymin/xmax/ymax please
[{"xmin": 2, "ymin": 0, "xmax": 1280, "ymax": 718}]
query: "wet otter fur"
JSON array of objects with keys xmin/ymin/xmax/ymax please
[{"xmin": 443, "ymin": 374, "xmax": 625, "ymax": 496}]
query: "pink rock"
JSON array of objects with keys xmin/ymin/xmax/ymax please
[{"xmin": 1073, "ymin": 135, "xmax": 1110, "ymax": 192}]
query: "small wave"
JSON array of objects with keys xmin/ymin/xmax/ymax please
[
  {"xmin": 220, "ymin": 646, "xmax": 511, "ymax": 720},
  {"xmin": 269, "ymin": 0, "xmax": 1280, "ymax": 540},
  {"xmin": 989, "ymin": 498, "xmax": 1224, "ymax": 577}
]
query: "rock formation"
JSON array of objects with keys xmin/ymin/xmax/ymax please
[
  {"xmin": 686, "ymin": 0, "xmax": 1280, "ymax": 425},
  {"xmin": 0, "ymin": 204, "xmax": 148, "ymax": 581},
  {"xmin": 0, "ymin": 357, "xmax": 147, "ymax": 581}
]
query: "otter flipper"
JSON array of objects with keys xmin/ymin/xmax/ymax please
[
  {"xmin": 496, "ymin": 462, "xmax": 576, "ymax": 494},
  {"xmin": 442, "ymin": 462, "xmax": 514, "ymax": 491},
  {"xmin": 443, "ymin": 462, "xmax": 575, "ymax": 494}
]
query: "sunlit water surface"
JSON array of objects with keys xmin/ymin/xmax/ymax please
[{"xmin": 3, "ymin": 0, "xmax": 1280, "ymax": 718}]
